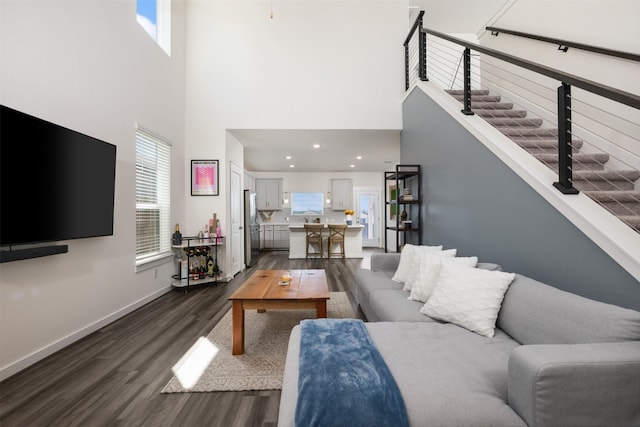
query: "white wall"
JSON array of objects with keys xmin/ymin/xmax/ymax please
[
  {"xmin": 183, "ymin": 0, "xmax": 408, "ymax": 275},
  {"xmin": 480, "ymin": 0, "xmax": 640, "ymax": 93},
  {"xmin": 0, "ymin": 0, "xmax": 186, "ymax": 380}
]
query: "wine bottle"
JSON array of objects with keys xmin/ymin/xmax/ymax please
[
  {"xmin": 207, "ymin": 253, "xmax": 214, "ymax": 276},
  {"xmin": 172, "ymin": 223, "xmax": 182, "ymax": 245}
]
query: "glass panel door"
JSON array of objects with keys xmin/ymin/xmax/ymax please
[{"xmin": 356, "ymin": 190, "xmax": 379, "ymax": 247}]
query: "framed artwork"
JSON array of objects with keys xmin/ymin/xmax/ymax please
[{"xmin": 191, "ymin": 160, "xmax": 219, "ymax": 196}]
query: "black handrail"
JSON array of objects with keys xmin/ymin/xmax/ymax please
[
  {"xmin": 486, "ymin": 26, "xmax": 640, "ymax": 63},
  {"xmin": 403, "ymin": 10, "xmax": 425, "ymax": 46},
  {"xmin": 421, "ymin": 27, "xmax": 640, "ymax": 110}
]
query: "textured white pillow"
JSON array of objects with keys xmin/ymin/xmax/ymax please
[
  {"xmin": 420, "ymin": 264, "xmax": 515, "ymax": 338},
  {"xmin": 392, "ymin": 244, "xmax": 442, "ymax": 283},
  {"xmin": 403, "ymin": 248, "xmax": 457, "ymax": 292},
  {"xmin": 408, "ymin": 255, "xmax": 478, "ymax": 302}
]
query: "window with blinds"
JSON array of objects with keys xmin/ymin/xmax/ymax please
[{"xmin": 136, "ymin": 128, "xmax": 171, "ymax": 263}]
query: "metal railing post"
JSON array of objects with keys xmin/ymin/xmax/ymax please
[
  {"xmin": 553, "ymin": 83, "xmax": 579, "ymax": 194},
  {"xmin": 404, "ymin": 44, "xmax": 410, "ymax": 90},
  {"xmin": 419, "ymin": 16, "xmax": 427, "ymax": 81},
  {"xmin": 461, "ymin": 48, "xmax": 474, "ymax": 115}
]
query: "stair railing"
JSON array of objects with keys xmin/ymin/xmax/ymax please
[
  {"xmin": 403, "ymin": 10, "xmax": 425, "ymax": 90},
  {"xmin": 405, "ymin": 21, "xmax": 640, "ymax": 196},
  {"xmin": 486, "ymin": 26, "xmax": 640, "ymax": 62}
]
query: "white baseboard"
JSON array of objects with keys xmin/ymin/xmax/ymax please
[{"xmin": 0, "ymin": 286, "xmax": 173, "ymax": 381}]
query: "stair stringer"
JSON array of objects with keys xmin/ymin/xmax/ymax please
[{"xmin": 408, "ymin": 80, "xmax": 640, "ymax": 283}]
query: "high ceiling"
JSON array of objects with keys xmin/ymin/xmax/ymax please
[{"xmin": 236, "ymin": 0, "xmax": 508, "ymax": 174}]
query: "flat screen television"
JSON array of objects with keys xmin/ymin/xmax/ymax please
[{"xmin": 0, "ymin": 105, "xmax": 117, "ymax": 247}]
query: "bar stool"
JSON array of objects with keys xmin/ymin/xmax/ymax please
[
  {"xmin": 328, "ymin": 224, "xmax": 347, "ymax": 259},
  {"xmin": 304, "ymin": 224, "xmax": 324, "ymax": 259}
]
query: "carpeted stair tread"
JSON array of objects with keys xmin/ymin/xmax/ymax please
[
  {"xmin": 445, "ymin": 89, "xmax": 490, "ymax": 96},
  {"xmin": 469, "ymin": 101, "xmax": 514, "ymax": 110},
  {"xmin": 500, "ymin": 127, "xmax": 558, "ymax": 137},
  {"xmin": 584, "ymin": 191, "xmax": 640, "ymax": 215},
  {"xmin": 452, "ymin": 94, "xmax": 502, "ymax": 103},
  {"xmin": 573, "ymin": 170, "xmax": 640, "ymax": 191},
  {"xmin": 473, "ymin": 109, "xmax": 527, "ymax": 118},
  {"xmin": 509, "ymin": 138, "xmax": 584, "ymax": 150},
  {"xmin": 486, "ymin": 117, "xmax": 544, "ymax": 127},
  {"xmin": 534, "ymin": 153, "xmax": 609, "ymax": 171},
  {"xmin": 584, "ymin": 191, "xmax": 640, "ymax": 202}
]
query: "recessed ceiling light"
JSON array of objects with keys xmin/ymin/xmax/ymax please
[
  {"xmin": 285, "ymin": 155, "xmax": 292, "ymax": 160},
  {"xmin": 312, "ymin": 144, "xmax": 320, "ymax": 149},
  {"xmin": 356, "ymin": 155, "xmax": 362, "ymax": 160},
  {"xmin": 350, "ymin": 164, "xmax": 355, "ymax": 168},
  {"xmin": 289, "ymin": 164, "xmax": 295, "ymax": 168}
]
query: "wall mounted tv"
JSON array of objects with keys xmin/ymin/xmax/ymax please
[{"xmin": 0, "ymin": 105, "xmax": 117, "ymax": 261}]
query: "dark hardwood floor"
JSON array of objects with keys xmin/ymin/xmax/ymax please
[{"xmin": 0, "ymin": 250, "xmax": 375, "ymax": 427}]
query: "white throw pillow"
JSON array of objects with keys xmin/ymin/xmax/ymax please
[
  {"xmin": 408, "ymin": 255, "xmax": 478, "ymax": 302},
  {"xmin": 420, "ymin": 264, "xmax": 515, "ymax": 338},
  {"xmin": 403, "ymin": 248, "xmax": 457, "ymax": 292},
  {"xmin": 392, "ymin": 244, "xmax": 442, "ymax": 283}
]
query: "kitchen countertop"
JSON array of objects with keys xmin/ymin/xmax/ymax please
[{"xmin": 288, "ymin": 223, "xmax": 364, "ymax": 229}]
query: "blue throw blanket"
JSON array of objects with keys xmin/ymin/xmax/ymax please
[{"xmin": 295, "ymin": 319, "xmax": 409, "ymax": 427}]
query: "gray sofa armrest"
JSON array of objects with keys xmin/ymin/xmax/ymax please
[
  {"xmin": 508, "ymin": 342, "xmax": 640, "ymax": 427},
  {"xmin": 370, "ymin": 253, "xmax": 401, "ymax": 273}
]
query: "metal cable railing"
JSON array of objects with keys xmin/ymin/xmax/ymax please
[{"xmin": 405, "ymin": 14, "xmax": 640, "ymax": 232}]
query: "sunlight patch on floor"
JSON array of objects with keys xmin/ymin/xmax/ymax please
[{"xmin": 171, "ymin": 336, "xmax": 219, "ymax": 389}]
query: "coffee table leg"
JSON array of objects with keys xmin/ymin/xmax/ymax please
[
  {"xmin": 316, "ymin": 300, "xmax": 327, "ymax": 318},
  {"xmin": 232, "ymin": 300, "xmax": 244, "ymax": 355}
]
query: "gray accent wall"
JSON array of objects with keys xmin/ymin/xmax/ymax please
[{"xmin": 402, "ymin": 88, "xmax": 640, "ymax": 311}]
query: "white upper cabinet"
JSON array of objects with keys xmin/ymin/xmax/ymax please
[
  {"xmin": 331, "ymin": 178, "xmax": 352, "ymax": 210},
  {"xmin": 256, "ymin": 179, "xmax": 282, "ymax": 210}
]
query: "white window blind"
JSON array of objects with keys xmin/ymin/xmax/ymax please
[{"xmin": 136, "ymin": 128, "xmax": 171, "ymax": 263}]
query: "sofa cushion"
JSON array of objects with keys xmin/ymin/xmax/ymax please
[
  {"xmin": 408, "ymin": 255, "xmax": 478, "ymax": 302},
  {"xmin": 403, "ymin": 248, "xmax": 457, "ymax": 292},
  {"xmin": 355, "ymin": 268, "xmax": 399, "ymax": 307},
  {"xmin": 369, "ymin": 290, "xmax": 439, "ymax": 322},
  {"xmin": 391, "ymin": 244, "xmax": 443, "ymax": 284},
  {"xmin": 366, "ymin": 322, "xmax": 526, "ymax": 427},
  {"xmin": 421, "ymin": 264, "xmax": 515, "ymax": 338},
  {"xmin": 497, "ymin": 274, "xmax": 640, "ymax": 345},
  {"xmin": 370, "ymin": 252, "xmax": 401, "ymax": 273}
]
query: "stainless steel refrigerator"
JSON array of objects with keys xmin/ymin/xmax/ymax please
[{"xmin": 244, "ymin": 190, "xmax": 260, "ymax": 267}]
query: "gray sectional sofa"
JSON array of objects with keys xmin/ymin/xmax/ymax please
[{"xmin": 279, "ymin": 252, "xmax": 640, "ymax": 426}]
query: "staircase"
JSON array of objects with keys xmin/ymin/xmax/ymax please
[{"xmin": 446, "ymin": 89, "xmax": 640, "ymax": 232}]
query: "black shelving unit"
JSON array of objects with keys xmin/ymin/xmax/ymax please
[
  {"xmin": 384, "ymin": 165, "xmax": 422, "ymax": 252},
  {"xmin": 171, "ymin": 236, "xmax": 224, "ymax": 290}
]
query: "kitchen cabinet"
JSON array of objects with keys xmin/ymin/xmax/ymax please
[
  {"xmin": 331, "ymin": 178, "xmax": 352, "ymax": 210},
  {"xmin": 256, "ymin": 179, "xmax": 282, "ymax": 211},
  {"xmin": 261, "ymin": 224, "xmax": 289, "ymax": 249}
]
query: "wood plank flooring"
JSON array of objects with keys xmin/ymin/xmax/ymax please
[{"xmin": 0, "ymin": 250, "xmax": 374, "ymax": 426}]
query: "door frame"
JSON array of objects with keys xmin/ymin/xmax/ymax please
[{"xmin": 230, "ymin": 162, "xmax": 243, "ymax": 276}]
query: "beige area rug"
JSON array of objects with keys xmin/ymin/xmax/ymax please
[{"xmin": 161, "ymin": 292, "xmax": 354, "ymax": 393}]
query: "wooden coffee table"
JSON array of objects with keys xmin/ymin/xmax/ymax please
[{"xmin": 228, "ymin": 269, "xmax": 329, "ymax": 355}]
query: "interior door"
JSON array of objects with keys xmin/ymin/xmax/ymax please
[
  {"xmin": 355, "ymin": 188, "xmax": 380, "ymax": 247},
  {"xmin": 230, "ymin": 162, "xmax": 243, "ymax": 276}
]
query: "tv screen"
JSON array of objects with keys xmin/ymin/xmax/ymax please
[{"xmin": 0, "ymin": 105, "xmax": 117, "ymax": 246}]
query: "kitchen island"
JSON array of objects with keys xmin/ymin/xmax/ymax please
[{"xmin": 288, "ymin": 223, "xmax": 364, "ymax": 259}]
